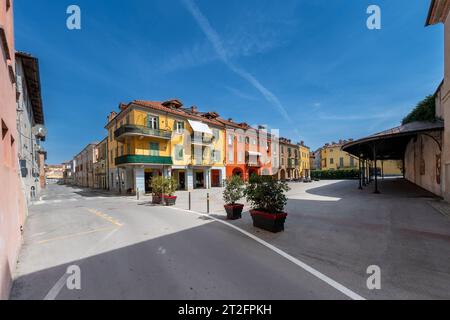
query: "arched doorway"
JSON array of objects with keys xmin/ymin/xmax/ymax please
[
  {"xmin": 248, "ymin": 168, "xmax": 259, "ymax": 179},
  {"xmin": 232, "ymin": 168, "xmax": 243, "ymax": 178}
]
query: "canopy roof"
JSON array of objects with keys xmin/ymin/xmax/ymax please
[{"xmin": 342, "ymin": 121, "xmax": 444, "ymax": 160}]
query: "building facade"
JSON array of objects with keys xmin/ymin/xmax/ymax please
[
  {"xmin": 93, "ymin": 138, "xmax": 108, "ymax": 189},
  {"xmin": 74, "ymin": 143, "xmax": 97, "ymax": 188},
  {"xmin": 0, "ymin": 0, "xmax": 27, "ymax": 299},
  {"xmin": 321, "ymin": 140, "xmax": 359, "ymax": 170},
  {"xmin": 277, "ymin": 138, "xmax": 300, "ymax": 180},
  {"xmin": 62, "ymin": 160, "xmax": 74, "ymax": 185},
  {"xmin": 106, "ymin": 100, "xmax": 226, "ymax": 195},
  {"xmin": 425, "ymin": 0, "xmax": 450, "ymax": 199},
  {"xmin": 298, "ymin": 142, "xmax": 311, "ymax": 179},
  {"xmin": 15, "ymin": 52, "xmax": 46, "ymax": 203}
]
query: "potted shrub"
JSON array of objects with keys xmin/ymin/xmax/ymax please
[
  {"xmin": 151, "ymin": 176, "xmax": 164, "ymax": 204},
  {"xmin": 163, "ymin": 177, "xmax": 178, "ymax": 206},
  {"xmin": 244, "ymin": 175, "xmax": 290, "ymax": 233},
  {"xmin": 223, "ymin": 175, "xmax": 245, "ymax": 220}
]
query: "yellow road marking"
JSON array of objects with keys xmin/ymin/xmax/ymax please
[
  {"xmin": 36, "ymin": 226, "xmax": 117, "ymax": 245},
  {"xmin": 86, "ymin": 208, "xmax": 123, "ymax": 227}
]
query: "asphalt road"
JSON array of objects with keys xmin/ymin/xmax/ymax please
[{"xmin": 10, "ymin": 184, "xmax": 355, "ymax": 300}]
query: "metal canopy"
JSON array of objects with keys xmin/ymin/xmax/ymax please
[{"xmin": 342, "ymin": 121, "xmax": 444, "ymax": 160}]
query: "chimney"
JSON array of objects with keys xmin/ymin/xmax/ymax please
[
  {"xmin": 228, "ymin": 118, "xmax": 233, "ymax": 122},
  {"xmin": 339, "ymin": 139, "xmax": 343, "ymax": 144},
  {"xmin": 300, "ymin": 141, "xmax": 304, "ymax": 146},
  {"xmin": 108, "ymin": 111, "xmax": 117, "ymax": 122},
  {"xmin": 191, "ymin": 106, "xmax": 198, "ymax": 113}
]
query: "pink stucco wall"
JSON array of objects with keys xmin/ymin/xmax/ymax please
[{"xmin": 0, "ymin": 0, "xmax": 26, "ymax": 300}]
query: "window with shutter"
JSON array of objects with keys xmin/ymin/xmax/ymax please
[{"xmin": 150, "ymin": 142, "xmax": 160, "ymax": 156}]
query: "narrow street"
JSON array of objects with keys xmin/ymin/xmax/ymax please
[{"xmin": 11, "ymin": 184, "xmax": 354, "ymax": 300}]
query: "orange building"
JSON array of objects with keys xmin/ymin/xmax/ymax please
[{"xmin": 218, "ymin": 119, "xmax": 275, "ymax": 181}]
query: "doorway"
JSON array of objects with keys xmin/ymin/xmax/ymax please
[
  {"xmin": 211, "ymin": 170, "xmax": 221, "ymax": 187},
  {"xmin": 178, "ymin": 171, "xmax": 186, "ymax": 190},
  {"xmin": 195, "ymin": 171, "xmax": 205, "ymax": 189}
]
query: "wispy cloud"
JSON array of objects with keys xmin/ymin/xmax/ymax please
[
  {"xmin": 182, "ymin": 0, "xmax": 291, "ymax": 123},
  {"xmin": 224, "ymin": 86, "xmax": 259, "ymax": 101}
]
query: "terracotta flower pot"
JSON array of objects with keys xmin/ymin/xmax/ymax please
[
  {"xmin": 250, "ymin": 210, "xmax": 288, "ymax": 233},
  {"xmin": 224, "ymin": 204, "xmax": 244, "ymax": 220}
]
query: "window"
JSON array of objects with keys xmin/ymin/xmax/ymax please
[
  {"xmin": 339, "ymin": 157, "xmax": 344, "ymax": 167},
  {"xmin": 330, "ymin": 158, "xmax": 334, "ymax": 165},
  {"xmin": 228, "ymin": 146, "xmax": 234, "ymax": 163},
  {"xmin": 212, "ymin": 150, "xmax": 221, "ymax": 162},
  {"xmin": 126, "ymin": 114, "xmax": 130, "ymax": 125},
  {"xmin": 176, "ymin": 121, "xmax": 184, "ymax": 134},
  {"xmin": 228, "ymin": 134, "xmax": 234, "ymax": 145},
  {"xmin": 109, "ymin": 129, "xmax": 113, "ymax": 142},
  {"xmin": 175, "ymin": 145, "xmax": 184, "ymax": 160},
  {"xmin": 150, "ymin": 142, "xmax": 159, "ymax": 156},
  {"xmin": 237, "ymin": 151, "xmax": 244, "ymax": 163},
  {"xmin": 127, "ymin": 144, "xmax": 131, "ymax": 155},
  {"xmin": 350, "ymin": 157, "xmax": 355, "ymax": 167},
  {"xmin": 120, "ymin": 145, "xmax": 124, "ymax": 156},
  {"xmin": 147, "ymin": 114, "xmax": 159, "ymax": 129},
  {"xmin": 2, "ymin": 119, "xmax": 8, "ymax": 140},
  {"xmin": 213, "ymin": 129, "xmax": 220, "ymax": 141}
]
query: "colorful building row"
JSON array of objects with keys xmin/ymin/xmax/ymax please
[{"xmin": 70, "ymin": 99, "xmax": 311, "ymax": 194}]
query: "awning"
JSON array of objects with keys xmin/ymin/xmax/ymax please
[
  {"xmin": 247, "ymin": 151, "xmax": 262, "ymax": 157},
  {"xmin": 188, "ymin": 120, "xmax": 213, "ymax": 135}
]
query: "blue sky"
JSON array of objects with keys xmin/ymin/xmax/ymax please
[{"xmin": 14, "ymin": 0, "xmax": 443, "ymax": 164}]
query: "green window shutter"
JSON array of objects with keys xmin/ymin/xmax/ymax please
[
  {"xmin": 150, "ymin": 142, "xmax": 160, "ymax": 156},
  {"xmin": 215, "ymin": 150, "xmax": 221, "ymax": 162},
  {"xmin": 175, "ymin": 145, "xmax": 183, "ymax": 160},
  {"xmin": 146, "ymin": 113, "xmax": 151, "ymax": 128}
]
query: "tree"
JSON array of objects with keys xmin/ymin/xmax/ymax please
[{"xmin": 402, "ymin": 95, "xmax": 436, "ymax": 125}]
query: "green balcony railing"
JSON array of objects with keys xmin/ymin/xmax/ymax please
[
  {"xmin": 114, "ymin": 125, "xmax": 172, "ymax": 140},
  {"xmin": 115, "ymin": 155, "xmax": 173, "ymax": 166}
]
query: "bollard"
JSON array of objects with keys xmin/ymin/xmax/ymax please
[
  {"xmin": 189, "ymin": 192, "xmax": 191, "ymax": 211},
  {"xmin": 136, "ymin": 188, "xmax": 139, "ymax": 201},
  {"xmin": 207, "ymin": 193, "xmax": 210, "ymax": 214}
]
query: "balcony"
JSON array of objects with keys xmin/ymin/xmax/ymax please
[
  {"xmin": 191, "ymin": 157, "xmax": 214, "ymax": 166},
  {"xmin": 114, "ymin": 125, "xmax": 172, "ymax": 141},
  {"xmin": 191, "ymin": 134, "xmax": 214, "ymax": 146},
  {"xmin": 115, "ymin": 155, "xmax": 173, "ymax": 166}
]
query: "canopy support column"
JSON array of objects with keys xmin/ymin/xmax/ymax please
[
  {"xmin": 373, "ymin": 145, "xmax": 380, "ymax": 194},
  {"xmin": 359, "ymin": 157, "xmax": 363, "ymax": 190}
]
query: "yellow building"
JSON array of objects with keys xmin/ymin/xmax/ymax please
[
  {"xmin": 321, "ymin": 141, "xmax": 359, "ymax": 170},
  {"xmin": 105, "ymin": 100, "xmax": 226, "ymax": 194},
  {"xmin": 298, "ymin": 142, "xmax": 311, "ymax": 178},
  {"xmin": 320, "ymin": 140, "xmax": 402, "ymax": 175}
]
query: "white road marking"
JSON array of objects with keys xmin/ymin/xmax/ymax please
[
  {"xmin": 169, "ymin": 206, "xmax": 366, "ymax": 301},
  {"xmin": 44, "ymin": 228, "xmax": 119, "ymax": 300}
]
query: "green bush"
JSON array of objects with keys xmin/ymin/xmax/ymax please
[
  {"xmin": 311, "ymin": 169, "xmax": 359, "ymax": 180},
  {"xmin": 244, "ymin": 175, "xmax": 290, "ymax": 214},
  {"xmin": 223, "ymin": 175, "xmax": 245, "ymax": 205},
  {"xmin": 150, "ymin": 176, "xmax": 177, "ymax": 196}
]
